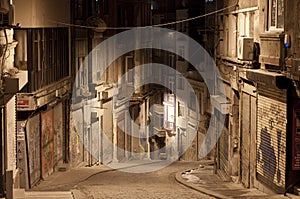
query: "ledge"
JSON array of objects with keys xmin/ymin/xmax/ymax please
[
  {"xmin": 259, "ymin": 32, "xmax": 283, "ymax": 39},
  {"xmin": 246, "ymin": 69, "xmax": 291, "ymax": 89}
]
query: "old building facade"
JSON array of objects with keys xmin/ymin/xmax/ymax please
[
  {"xmin": 13, "ymin": 0, "xmax": 71, "ymax": 191},
  {"xmin": 215, "ymin": 0, "xmax": 300, "ymax": 194}
]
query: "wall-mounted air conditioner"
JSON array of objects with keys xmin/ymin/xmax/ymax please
[{"xmin": 238, "ymin": 37, "xmax": 253, "ymax": 61}]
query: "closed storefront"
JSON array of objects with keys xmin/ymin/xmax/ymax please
[
  {"xmin": 256, "ymin": 88, "xmax": 287, "ymax": 192},
  {"xmin": 53, "ymin": 103, "xmax": 64, "ymax": 170},
  {"xmin": 41, "ymin": 109, "xmax": 54, "ymax": 179},
  {"xmin": 26, "ymin": 114, "xmax": 41, "ymax": 186}
]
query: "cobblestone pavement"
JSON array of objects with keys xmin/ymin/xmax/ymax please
[
  {"xmin": 72, "ymin": 161, "xmax": 214, "ymax": 199},
  {"xmin": 34, "ymin": 161, "xmax": 214, "ymax": 199}
]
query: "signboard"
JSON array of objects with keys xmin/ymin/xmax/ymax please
[{"xmin": 17, "ymin": 94, "xmax": 36, "ymax": 111}]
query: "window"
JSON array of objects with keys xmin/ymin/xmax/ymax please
[
  {"xmin": 268, "ymin": 0, "xmax": 284, "ymax": 30},
  {"xmin": 25, "ymin": 28, "xmax": 69, "ymax": 92},
  {"xmin": 178, "ymin": 102, "xmax": 185, "ymax": 117}
]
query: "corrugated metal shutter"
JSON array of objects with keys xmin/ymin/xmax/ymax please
[{"xmin": 256, "ymin": 88, "xmax": 286, "ymax": 192}]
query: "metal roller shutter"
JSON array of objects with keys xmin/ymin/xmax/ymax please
[{"xmin": 256, "ymin": 89, "xmax": 287, "ymax": 192}]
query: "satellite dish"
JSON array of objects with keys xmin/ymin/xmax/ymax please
[{"xmin": 86, "ymin": 16, "xmax": 107, "ymax": 33}]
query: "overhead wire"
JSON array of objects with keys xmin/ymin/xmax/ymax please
[{"xmin": 49, "ymin": 1, "xmax": 238, "ymax": 30}]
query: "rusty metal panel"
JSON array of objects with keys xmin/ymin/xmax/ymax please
[
  {"xmin": 41, "ymin": 109, "xmax": 54, "ymax": 178},
  {"xmin": 53, "ymin": 103, "xmax": 63, "ymax": 169},
  {"xmin": 27, "ymin": 114, "xmax": 41, "ymax": 186},
  {"xmin": 257, "ymin": 92, "xmax": 287, "ymax": 192}
]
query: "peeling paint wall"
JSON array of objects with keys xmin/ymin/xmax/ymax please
[
  {"xmin": 26, "ymin": 114, "xmax": 41, "ymax": 186},
  {"xmin": 41, "ymin": 109, "xmax": 54, "ymax": 178},
  {"xmin": 70, "ymin": 108, "xmax": 84, "ymax": 167},
  {"xmin": 53, "ymin": 103, "xmax": 63, "ymax": 170}
]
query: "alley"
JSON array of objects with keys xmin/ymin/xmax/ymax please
[{"xmin": 31, "ymin": 161, "xmax": 213, "ymax": 199}]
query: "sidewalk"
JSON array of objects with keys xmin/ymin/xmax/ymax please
[
  {"xmin": 175, "ymin": 162, "xmax": 300, "ymax": 199},
  {"xmin": 31, "ymin": 164, "xmax": 111, "ymax": 191}
]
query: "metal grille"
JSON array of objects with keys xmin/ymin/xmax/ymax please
[
  {"xmin": 26, "ymin": 28, "xmax": 69, "ymax": 92},
  {"xmin": 256, "ymin": 90, "xmax": 287, "ymax": 192}
]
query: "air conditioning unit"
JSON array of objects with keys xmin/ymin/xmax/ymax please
[{"xmin": 238, "ymin": 37, "xmax": 253, "ymax": 61}]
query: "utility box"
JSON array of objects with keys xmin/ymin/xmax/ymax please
[{"xmin": 238, "ymin": 37, "xmax": 254, "ymax": 61}]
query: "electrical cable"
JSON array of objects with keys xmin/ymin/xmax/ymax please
[{"xmin": 49, "ymin": 1, "xmax": 238, "ymax": 30}]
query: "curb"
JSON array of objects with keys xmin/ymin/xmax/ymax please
[{"xmin": 175, "ymin": 170, "xmax": 232, "ymax": 199}]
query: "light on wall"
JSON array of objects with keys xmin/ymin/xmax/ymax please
[{"xmin": 284, "ymin": 34, "xmax": 291, "ymax": 48}]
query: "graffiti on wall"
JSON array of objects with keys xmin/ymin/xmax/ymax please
[
  {"xmin": 53, "ymin": 103, "xmax": 63, "ymax": 168},
  {"xmin": 41, "ymin": 109, "xmax": 54, "ymax": 178},
  {"xmin": 27, "ymin": 114, "xmax": 41, "ymax": 185},
  {"xmin": 257, "ymin": 96, "xmax": 286, "ymax": 188},
  {"xmin": 70, "ymin": 109, "xmax": 84, "ymax": 166},
  {"xmin": 258, "ymin": 127, "xmax": 276, "ymax": 181}
]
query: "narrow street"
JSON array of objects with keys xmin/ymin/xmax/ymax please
[{"xmin": 31, "ymin": 161, "xmax": 213, "ymax": 199}]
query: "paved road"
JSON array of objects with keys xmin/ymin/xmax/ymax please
[{"xmin": 70, "ymin": 161, "xmax": 214, "ymax": 199}]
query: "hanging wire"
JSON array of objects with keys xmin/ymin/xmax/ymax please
[{"xmin": 49, "ymin": 1, "xmax": 238, "ymax": 30}]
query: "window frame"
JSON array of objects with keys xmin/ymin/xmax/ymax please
[{"xmin": 267, "ymin": 0, "xmax": 284, "ymax": 31}]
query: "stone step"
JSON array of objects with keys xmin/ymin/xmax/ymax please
[{"xmin": 25, "ymin": 191, "xmax": 73, "ymax": 199}]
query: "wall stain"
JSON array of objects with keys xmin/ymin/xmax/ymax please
[{"xmin": 258, "ymin": 127, "xmax": 276, "ymax": 181}]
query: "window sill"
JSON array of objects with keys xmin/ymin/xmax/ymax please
[{"xmin": 259, "ymin": 31, "xmax": 284, "ymax": 39}]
